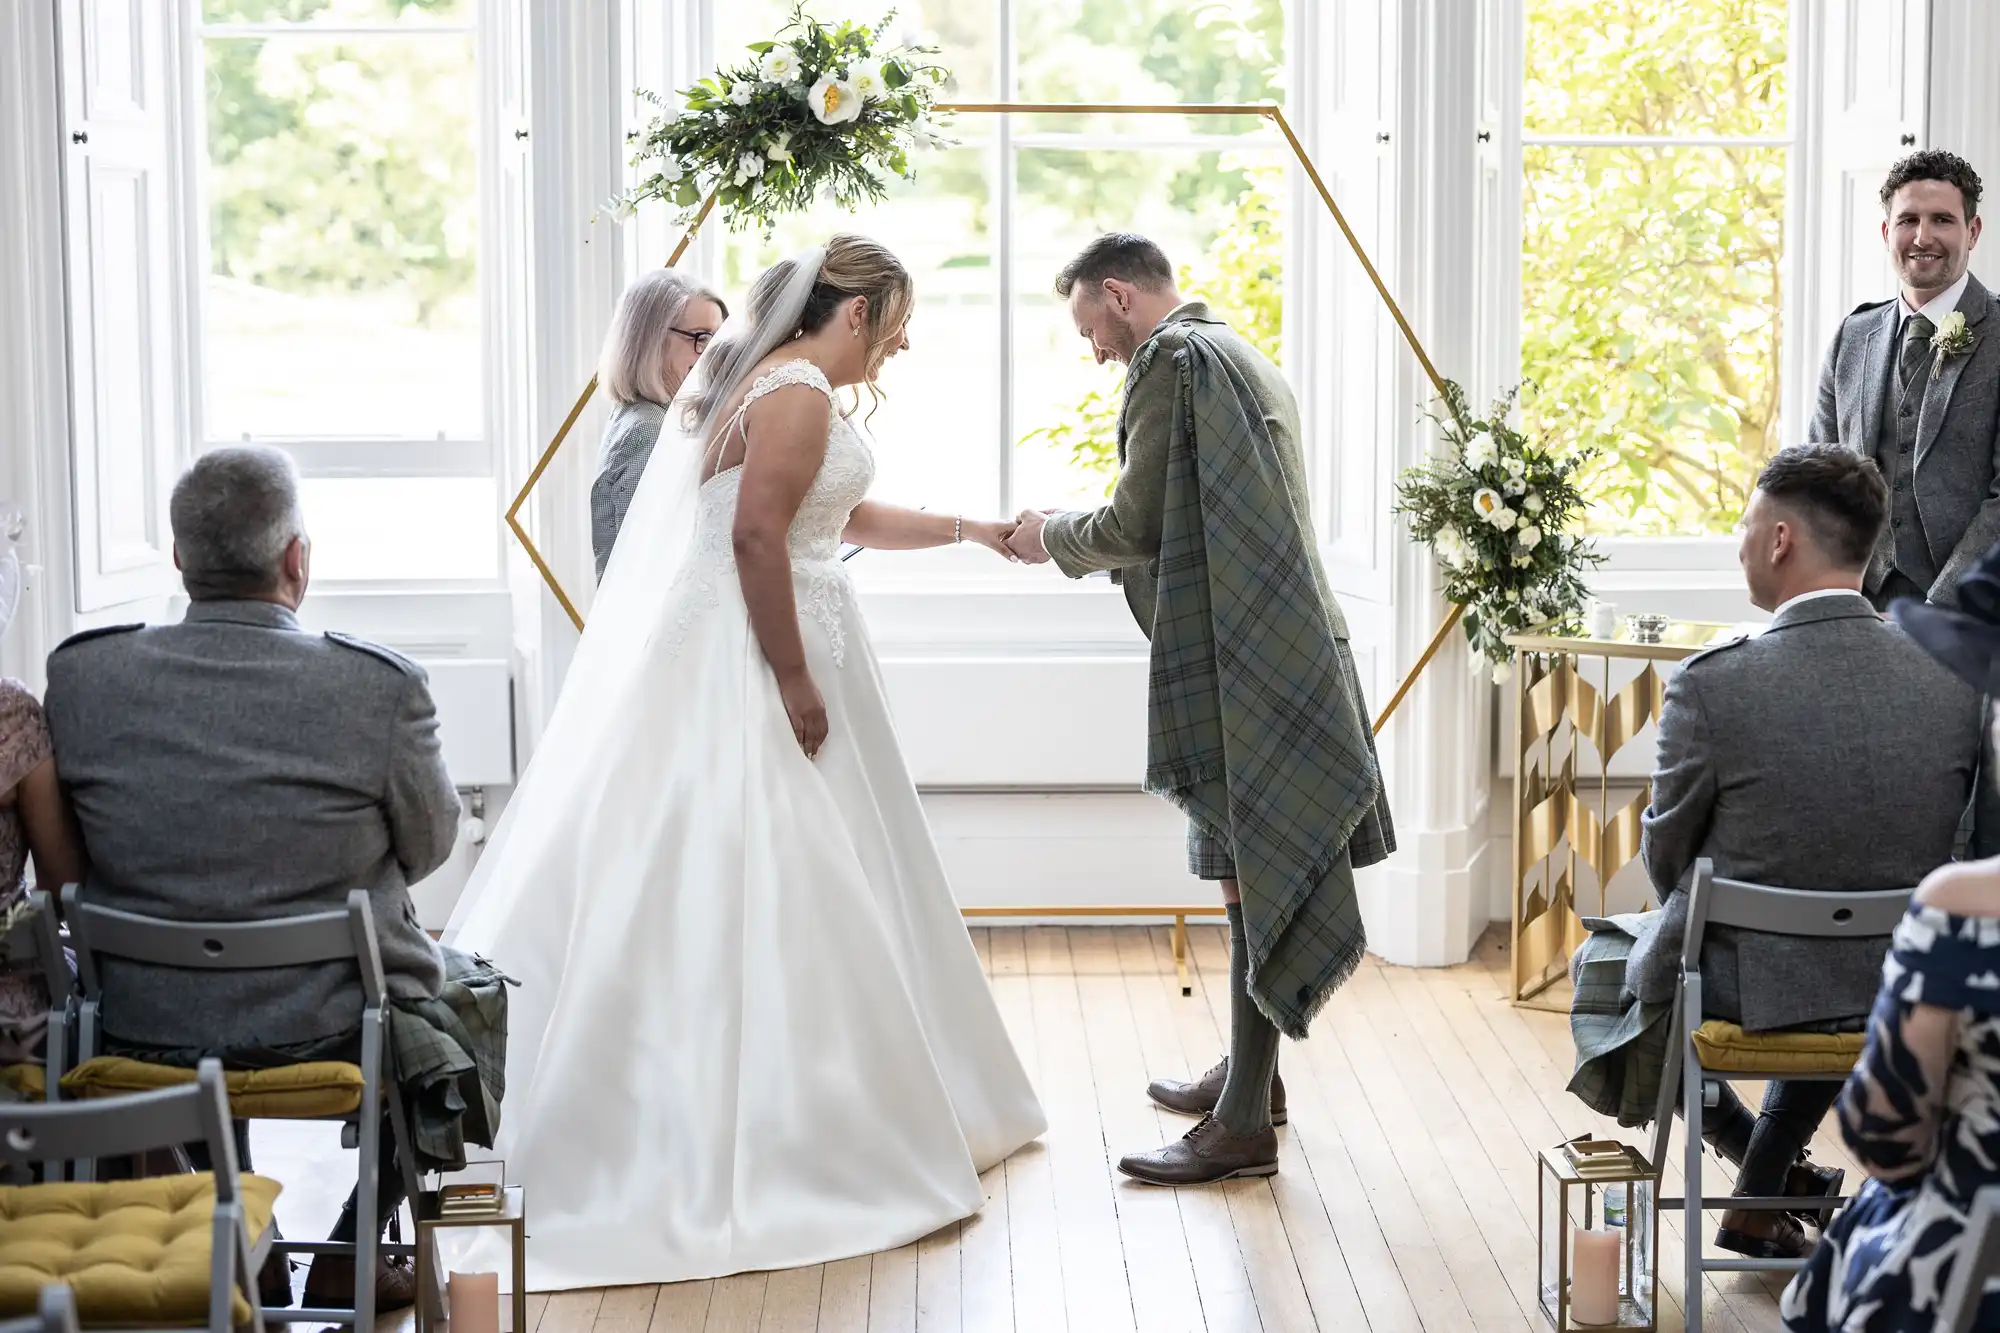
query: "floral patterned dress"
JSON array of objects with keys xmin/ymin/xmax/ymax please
[
  {"xmin": 0, "ymin": 680, "xmax": 53, "ymax": 1062},
  {"xmin": 1782, "ymin": 904, "xmax": 2000, "ymax": 1331}
]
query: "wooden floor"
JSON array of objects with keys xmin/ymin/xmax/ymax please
[{"xmin": 268, "ymin": 924, "xmax": 1834, "ymax": 1333}]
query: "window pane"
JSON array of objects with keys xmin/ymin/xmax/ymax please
[
  {"xmin": 202, "ymin": 0, "xmax": 469, "ymax": 26},
  {"xmin": 718, "ymin": 147, "xmax": 1002, "ymax": 518},
  {"xmin": 299, "ymin": 478, "xmax": 498, "ymax": 581},
  {"xmin": 1521, "ymin": 145, "xmax": 1786, "ymax": 536},
  {"xmin": 1015, "ymin": 0, "xmax": 1284, "ymax": 138},
  {"xmin": 713, "ymin": 0, "xmax": 999, "ymax": 101},
  {"xmin": 1524, "ymin": 0, "xmax": 1788, "ymax": 137},
  {"xmin": 1014, "ymin": 150, "xmax": 1284, "ymax": 511},
  {"xmin": 202, "ymin": 33, "xmax": 480, "ymax": 441}
]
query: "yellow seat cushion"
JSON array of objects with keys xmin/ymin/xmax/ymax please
[
  {"xmin": 0, "ymin": 1172, "xmax": 280, "ymax": 1326},
  {"xmin": 0, "ymin": 1067, "xmax": 45, "ymax": 1101},
  {"xmin": 60, "ymin": 1058, "xmax": 365, "ymax": 1118},
  {"xmin": 1691, "ymin": 1020, "xmax": 1866, "ymax": 1075}
]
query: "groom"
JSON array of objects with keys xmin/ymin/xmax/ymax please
[{"xmin": 1009, "ymin": 234, "xmax": 1395, "ymax": 1185}]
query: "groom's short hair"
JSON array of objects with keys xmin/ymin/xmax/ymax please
[
  {"xmin": 1055, "ymin": 233, "xmax": 1175, "ymax": 298},
  {"xmin": 1754, "ymin": 445, "xmax": 1887, "ymax": 570}
]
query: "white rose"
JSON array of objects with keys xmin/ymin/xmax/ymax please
[
  {"xmin": 1434, "ymin": 524, "xmax": 1468, "ymax": 569},
  {"xmin": 1472, "ymin": 487, "xmax": 1505, "ymax": 524},
  {"xmin": 1491, "ymin": 506, "xmax": 1519, "ymax": 531},
  {"xmin": 728, "ymin": 81, "xmax": 753, "ymax": 106},
  {"xmin": 733, "ymin": 154, "xmax": 765, "ymax": 185},
  {"xmin": 808, "ymin": 75, "xmax": 864, "ymax": 126},
  {"xmin": 765, "ymin": 131, "xmax": 794, "ymax": 164},
  {"xmin": 1517, "ymin": 525, "xmax": 1543, "ymax": 552},
  {"xmin": 848, "ymin": 57, "xmax": 888, "ymax": 102},
  {"xmin": 1502, "ymin": 474, "xmax": 1526, "ymax": 497},
  {"xmin": 1523, "ymin": 491, "xmax": 1544, "ymax": 514},
  {"xmin": 1465, "ymin": 436, "xmax": 1498, "ymax": 469},
  {"xmin": 759, "ymin": 47, "xmax": 802, "ymax": 85}
]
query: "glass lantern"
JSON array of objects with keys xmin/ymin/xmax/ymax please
[
  {"xmin": 1536, "ymin": 1138, "xmax": 1657, "ymax": 1331},
  {"xmin": 414, "ymin": 1164, "xmax": 528, "ymax": 1333}
]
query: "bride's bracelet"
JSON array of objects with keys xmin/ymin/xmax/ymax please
[{"xmin": 953, "ymin": 515, "xmax": 963, "ymax": 544}]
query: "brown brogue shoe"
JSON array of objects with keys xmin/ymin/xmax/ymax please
[
  {"xmin": 1118, "ymin": 1114, "xmax": 1280, "ymax": 1186},
  {"xmin": 1144, "ymin": 1058, "xmax": 1288, "ymax": 1126}
]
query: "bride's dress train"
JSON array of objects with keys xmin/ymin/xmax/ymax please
[{"xmin": 445, "ymin": 360, "xmax": 1045, "ymax": 1290}]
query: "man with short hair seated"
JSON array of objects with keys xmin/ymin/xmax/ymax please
[
  {"xmin": 1623, "ymin": 444, "xmax": 1982, "ymax": 1259},
  {"xmin": 43, "ymin": 446, "xmax": 497, "ymax": 1311}
]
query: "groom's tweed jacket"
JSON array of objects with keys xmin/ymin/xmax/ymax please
[{"xmin": 1139, "ymin": 331, "xmax": 1393, "ymax": 1039}]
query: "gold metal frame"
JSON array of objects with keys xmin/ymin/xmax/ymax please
[{"xmin": 502, "ymin": 104, "xmax": 1462, "ymax": 944}]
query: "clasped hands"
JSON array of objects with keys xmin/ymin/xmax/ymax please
[{"xmin": 964, "ymin": 510, "xmax": 1058, "ymax": 564}]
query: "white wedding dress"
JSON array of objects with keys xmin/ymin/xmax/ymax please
[{"xmin": 445, "ymin": 359, "xmax": 1045, "ymax": 1290}]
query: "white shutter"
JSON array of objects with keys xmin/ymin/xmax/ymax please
[
  {"xmin": 1473, "ymin": 0, "xmax": 1523, "ymax": 409},
  {"xmin": 1805, "ymin": 0, "xmax": 1929, "ymax": 350},
  {"xmin": 56, "ymin": 0, "xmax": 185, "ymax": 611}
]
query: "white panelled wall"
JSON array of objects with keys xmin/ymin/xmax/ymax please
[{"xmin": 1, "ymin": 0, "xmax": 1984, "ymax": 964}]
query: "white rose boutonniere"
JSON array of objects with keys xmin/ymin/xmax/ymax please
[{"xmin": 1932, "ymin": 310, "xmax": 1977, "ymax": 380}]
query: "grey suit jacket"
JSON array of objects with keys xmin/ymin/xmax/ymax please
[
  {"xmin": 1808, "ymin": 273, "xmax": 2000, "ymax": 606},
  {"xmin": 1624, "ymin": 593, "xmax": 1980, "ymax": 1030},
  {"xmin": 590, "ymin": 400, "xmax": 667, "ymax": 581},
  {"xmin": 43, "ymin": 600, "xmax": 459, "ymax": 1049},
  {"xmin": 1042, "ymin": 302, "xmax": 1347, "ymax": 641}
]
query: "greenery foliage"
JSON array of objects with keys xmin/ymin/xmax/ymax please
[
  {"xmin": 613, "ymin": 5, "xmax": 953, "ymax": 236},
  {"xmin": 1393, "ymin": 384, "xmax": 1605, "ymax": 671},
  {"xmin": 1521, "ymin": 0, "xmax": 1788, "ymax": 535}
]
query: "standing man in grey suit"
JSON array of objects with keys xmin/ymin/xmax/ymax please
[
  {"xmin": 1623, "ymin": 446, "xmax": 1982, "ymax": 1259},
  {"xmin": 44, "ymin": 446, "xmax": 462, "ymax": 1311},
  {"xmin": 1810, "ymin": 150, "xmax": 2000, "ymax": 609}
]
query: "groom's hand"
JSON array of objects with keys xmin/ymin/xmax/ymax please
[{"xmin": 1007, "ymin": 510, "xmax": 1054, "ymax": 564}]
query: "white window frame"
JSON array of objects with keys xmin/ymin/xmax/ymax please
[{"xmin": 173, "ymin": 5, "xmax": 511, "ymax": 593}]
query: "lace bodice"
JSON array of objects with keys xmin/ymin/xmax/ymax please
[{"xmin": 665, "ymin": 360, "xmax": 874, "ymax": 666}]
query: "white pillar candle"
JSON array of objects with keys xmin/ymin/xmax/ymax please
[
  {"xmin": 1571, "ymin": 1227, "xmax": 1621, "ymax": 1326},
  {"xmin": 449, "ymin": 1271, "xmax": 501, "ymax": 1333}
]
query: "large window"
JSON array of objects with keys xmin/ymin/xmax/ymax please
[
  {"xmin": 1521, "ymin": 0, "xmax": 1791, "ymax": 537},
  {"xmin": 701, "ymin": 0, "xmax": 1287, "ymax": 523},
  {"xmin": 194, "ymin": 0, "xmax": 497, "ymax": 582}
]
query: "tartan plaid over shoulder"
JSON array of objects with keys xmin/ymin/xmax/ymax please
[{"xmin": 1146, "ymin": 331, "xmax": 1394, "ymax": 1039}]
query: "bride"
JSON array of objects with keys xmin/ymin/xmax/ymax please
[{"xmin": 446, "ymin": 234, "xmax": 1046, "ymax": 1289}]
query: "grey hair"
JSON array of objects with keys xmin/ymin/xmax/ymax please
[
  {"xmin": 598, "ymin": 268, "xmax": 729, "ymax": 406},
  {"xmin": 170, "ymin": 446, "xmax": 306, "ymax": 599}
]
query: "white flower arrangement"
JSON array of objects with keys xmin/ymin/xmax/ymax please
[
  {"xmin": 608, "ymin": 4, "xmax": 955, "ymax": 235},
  {"xmin": 1393, "ymin": 382, "xmax": 1605, "ymax": 669}
]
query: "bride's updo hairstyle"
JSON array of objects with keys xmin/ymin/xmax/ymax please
[{"xmin": 681, "ymin": 234, "xmax": 912, "ymax": 434}]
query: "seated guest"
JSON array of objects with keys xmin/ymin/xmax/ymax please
[
  {"xmin": 591, "ymin": 268, "xmax": 727, "ymax": 579},
  {"xmin": 0, "ymin": 550, "xmax": 84, "ymax": 1063},
  {"xmin": 43, "ymin": 446, "xmax": 501, "ymax": 1311},
  {"xmin": 1620, "ymin": 446, "xmax": 1982, "ymax": 1259},
  {"xmin": 1781, "ymin": 545, "xmax": 2000, "ymax": 1331}
]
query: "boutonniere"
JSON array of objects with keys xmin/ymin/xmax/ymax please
[{"xmin": 1932, "ymin": 310, "xmax": 1977, "ymax": 379}]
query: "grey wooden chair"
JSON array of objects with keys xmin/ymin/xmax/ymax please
[
  {"xmin": 1647, "ymin": 859, "xmax": 1911, "ymax": 1333},
  {"xmin": 1938, "ymin": 1183, "xmax": 2000, "ymax": 1333},
  {"xmin": 0, "ymin": 1060, "xmax": 268, "ymax": 1333},
  {"xmin": 0, "ymin": 888, "xmax": 75, "ymax": 1106},
  {"xmin": 59, "ymin": 887, "xmax": 426, "ymax": 1333},
  {"xmin": 0, "ymin": 1285, "xmax": 81, "ymax": 1333}
]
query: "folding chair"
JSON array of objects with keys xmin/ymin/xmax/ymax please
[
  {"xmin": 58, "ymin": 888, "xmax": 426, "ymax": 1333},
  {"xmin": 0, "ymin": 1285, "xmax": 80, "ymax": 1333},
  {"xmin": 0, "ymin": 1059, "xmax": 274, "ymax": 1333},
  {"xmin": 1647, "ymin": 859, "xmax": 1910, "ymax": 1333},
  {"xmin": 0, "ymin": 889, "xmax": 75, "ymax": 1106},
  {"xmin": 1938, "ymin": 1183, "xmax": 2000, "ymax": 1333}
]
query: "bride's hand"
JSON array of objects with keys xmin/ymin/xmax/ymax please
[
  {"xmin": 962, "ymin": 518, "xmax": 1021, "ymax": 561},
  {"xmin": 777, "ymin": 669, "xmax": 828, "ymax": 758}
]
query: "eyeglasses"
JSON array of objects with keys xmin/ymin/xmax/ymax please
[{"xmin": 671, "ymin": 327, "xmax": 716, "ymax": 353}]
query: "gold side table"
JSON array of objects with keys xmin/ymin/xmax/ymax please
[
  {"xmin": 414, "ymin": 1185, "xmax": 528, "ymax": 1333},
  {"xmin": 1505, "ymin": 621, "xmax": 1735, "ymax": 1006}
]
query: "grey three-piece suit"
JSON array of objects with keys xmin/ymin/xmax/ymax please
[
  {"xmin": 1624, "ymin": 592, "xmax": 1981, "ymax": 1031},
  {"xmin": 43, "ymin": 598, "xmax": 460, "ymax": 1051},
  {"xmin": 1809, "ymin": 274, "xmax": 2000, "ymax": 607}
]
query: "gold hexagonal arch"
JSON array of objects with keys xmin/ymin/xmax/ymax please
[{"xmin": 506, "ymin": 102, "xmax": 1462, "ymax": 733}]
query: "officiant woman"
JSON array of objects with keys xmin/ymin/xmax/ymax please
[{"xmin": 590, "ymin": 268, "xmax": 729, "ymax": 579}]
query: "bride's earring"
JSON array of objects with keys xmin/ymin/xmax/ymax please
[{"xmin": 851, "ymin": 325, "xmax": 861, "ymax": 338}]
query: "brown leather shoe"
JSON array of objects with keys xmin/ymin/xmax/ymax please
[
  {"xmin": 256, "ymin": 1252, "xmax": 294, "ymax": 1309},
  {"xmin": 1784, "ymin": 1158, "xmax": 1845, "ymax": 1230},
  {"xmin": 1118, "ymin": 1114, "xmax": 1279, "ymax": 1186},
  {"xmin": 1714, "ymin": 1208, "xmax": 1812, "ymax": 1260},
  {"xmin": 302, "ymin": 1254, "xmax": 418, "ymax": 1312},
  {"xmin": 1145, "ymin": 1059, "xmax": 1288, "ymax": 1126}
]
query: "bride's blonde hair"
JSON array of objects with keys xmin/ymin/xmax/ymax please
[{"xmin": 803, "ymin": 234, "xmax": 914, "ymax": 406}]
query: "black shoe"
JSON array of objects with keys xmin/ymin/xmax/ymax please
[
  {"xmin": 302, "ymin": 1255, "xmax": 418, "ymax": 1313},
  {"xmin": 1714, "ymin": 1209, "xmax": 1812, "ymax": 1260},
  {"xmin": 1784, "ymin": 1158, "xmax": 1846, "ymax": 1230},
  {"xmin": 1118, "ymin": 1114, "xmax": 1280, "ymax": 1186},
  {"xmin": 1145, "ymin": 1058, "xmax": 1288, "ymax": 1126},
  {"xmin": 257, "ymin": 1253, "xmax": 294, "ymax": 1309}
]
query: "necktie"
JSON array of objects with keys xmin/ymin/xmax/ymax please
[{"xmin": 1902, "ymin": 313, "xmax": 1935, "ymax": 392}]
